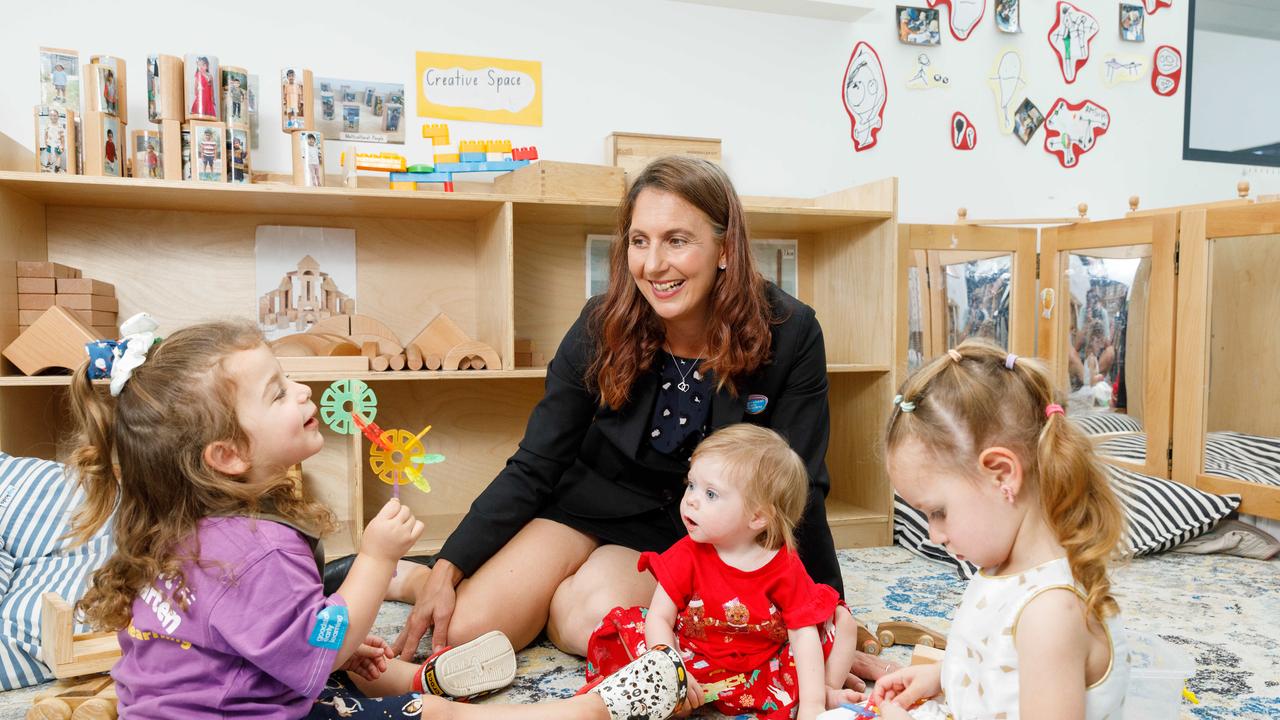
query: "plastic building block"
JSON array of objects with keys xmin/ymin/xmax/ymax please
[
  {"xmin": 460, "ymin": 152, "xmax": 487, "ymax": 162},
  {"xmin": 458, "ymin": 140, "xmax": 486, "ymax": 154},
  {"xmin": 389, "ymin": 171, "xmax": 457, "ymax": 183},
  {"xmin": 486, "ymin": 139, "xmax": 512, "ymax": 153},
  {"xmin": 512, "ymin": 146, "xmax": 539, "ymax": 161},
  {"xmin": 433, "ymin": 159, "xmax": 529, "ymax": 173},
  {"xmin": 421, "ymin": 123, "xmax": 450, "ymax": 144},
  {"xmin": 407, "ymin": 163, "xmax": 435, "ymax": 173},
  {"xmin": 390, "ymin": 181, "xmax": 417, "ymax": 191},
  {"xmin": 434, "ymin": 153, "xmax": 460, "ymax": 164},
  {"xmin": 343, "ymin": 151, "xmax": 406, "ymax": 172}
]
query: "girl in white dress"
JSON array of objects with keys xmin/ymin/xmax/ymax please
[{"xmin": 871, "ymin": 341, "xmax": 1129, "ymax": 720}]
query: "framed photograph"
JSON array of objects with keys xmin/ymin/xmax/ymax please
[
  {"xmin": 281, "ymin": 67, "xmax": 313, "ymax": 131},
  {"xmin": 292, "ymin": 130, "xmax": 325, "ymax": 187},
  {"xmin": 254, "ymin": 226, "xmax": 357, "ymax": 339},
  {"xmin": 1120, "ymin": 3, "xmax": 1145, "ymax": 42},
  {"xmin": 222, "ymin": 67, "xmax": 249, "ymax": 127},
  {"xmin": 34, "ymin": 106, "xmax": 76, "ymax": 174},
  {"xmin": 189, "ymin": 120, "xmax": 227, "ymax": 182},
  {"xmin": 184, "ymin": 54, "xmax": 220, "ymax": 120},
  {"xmin": 995, "ymin": 0, "xmax": 1020, "ymax": 33},
  {"xmin": 228, "ymin": 127, "xmax": 251, "ymax": 184},
  {"xmin": 1013, "ymin": 98, "xmax": 1045, "ymax": 145},
  {"xmin": 39, "ymin": 47, "xmax": 80, "ymax": 110},
  {"xmin": 316, "ymin": 76, "xmax": 407, "ymax": 144},
  {"xmin": 131, "ymin": 130, "xmax": 163, "ymax": 180},
  {"xmin": 90, "ymin": 56, "xmax": 127, "ymax": 123},
  {"xmin": 896, "ymin": 6, "xmax": 941, "ymax": 46},
  {"xmin": 82, "ymin": 111, "xmax": 122, "ymax": 177}
]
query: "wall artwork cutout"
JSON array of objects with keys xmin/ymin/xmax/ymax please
[
  {"xmin": 907, "ymin": 53, "xmax": 951, "ymax": 90},
  {"xmin": 897, "ymin": 6, "xmax": 942, "ymax": 45},
  {"xmin": 989, "ymin": 50, "xmax": 1027, "ymax": 134},
  {"xmin": 1047, "ymin": 2, "xmax": 1099, "ymax": 84},
  {"xmin": 1102, "ymin": 54, "xmax": 1147, "ymax": 86},
  {"xmin": 995, "ymin": 0, "xmax": 1020, "ymax": 33},
  {"xmin": 951, "ymin": 112, "xmax": 977, "ymax": 150},
  {"xmin": 1043, "ymin": 98, "xmax": 1110, "ymax": 168},
  {"xmin": 1119, "ymin": 3, "xmax": 1145, "ymax": 42},
  {"xmin": 842, "ymin": 41, "xmax": 887, "ymax": 151},
  {"xmin": 928, "ymin": 0, "xmax": 986, "ymax": 41},
  {"xmin": 1013, "ymin": 97, "xmax": 1044, "ymax": 145},
  {"xmin": 1151, "ymin": 45, "xmax": 1182, "ymax": 96},
  {"xmin": 1143, "ymin": 0, "xmax": 1172, "ymax": 14}
]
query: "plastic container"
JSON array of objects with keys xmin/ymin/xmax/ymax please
[{"xmin": 1124, "ymin": 630, "xmax": 1195, "ymax": 719}]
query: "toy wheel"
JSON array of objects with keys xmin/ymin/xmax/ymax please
[
  {"xmin": 368, "ymin": 428, "xmax": 427, "ymax": 487},
  {"xmin": 878, "ymin": 630, "xmax": 895, "ymax": 648},
  {"xmin": 862, "ymin": 639, "xmax": 881, "ymax": 655},
  {"xmin": 920, "ymin": 635, "xmax": 936, "ymax": 648},
  {"xmin": 319, "ymin": 379, "xmax": 377, "ymax": 435}
]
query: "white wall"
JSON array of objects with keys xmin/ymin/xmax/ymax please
[{"xmin": 2, "ymin": 0, "xmax": 1276, "ymax": 222}]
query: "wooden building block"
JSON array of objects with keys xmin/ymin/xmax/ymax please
[
  {"xmin": 82, "ymin": 64, "xmax": 121, "ymax": 120},
  {"xmin": 513, "ymin": 338, "xmax": 535, "ymax": 354},
  {"xmin": 68, "ymin": 309, "xmax": 116, "ymax": 327},
  {"xmin": 184, "ymin": 54, "xmax": 220, "ymax": 121},
  {"xmin": 911, "ymin": 644, "xmax": 945, "ymax": 666},
  {"xmin": 3, "ymin": 307, "xmax": 99, "ymax": 376},
  {"xmin": 408, "ymin": 312, "xmax": 471, "ymax": 359},
  {"xmin": 56, "ymin": 294, "xmax": 118, "ymax": 312},
  {"xmin": 606, "ymin": 132, "xmax": 722, "ymax": 185},
  {"xmin": 406, "ymin": 344, "xmax": 424, "ymax": 371},
  {"xmin": 281, "ymin": 68, "xmax": 314, "ymax": 132},
  {"xmin": 424, "ymin": 353, "xmax": 442, "ymax": 371},
  {"xmin": 56, "ymin": 278, "xmax": 115, "ymax": 296},
  {"xmin": 514, "ymin": 351, "xmax": 545, "ymax": 367},
  {"xmin": 442, "ymin": 341, "xmax": 500, "ymax": 371},
  {"xmin": 130, "ymin": 129, "xmax": 163, "ymax": 181},
  {"xmin": 92, "ymin": 326, "xmax": 117, "ymax": 339},
  {"xmin": 40, "ymin": 593, "xmax": 120, "ymax": 679},
  {"xmin": 17, "ymin": 261, "xmax": 80, "ymax": 279},
  {"xmin": 89, "ymin": 56, "xmax": 127, "ymax": 124},
  {"xmin": 188, "ymin": 121, "xmax": 226, "ymax": 182},
  {"xmin": 292, "ymin": 131, "xmax": 325, "ymax": 187},
  {"xmin": 277, "ymin": 356, "xmax": 369, "ymax": 373},
  {"xmin": 389, "ymin": 353, "xmax": 407, "ymax": 371},
  {"xmin": 146, "ymin": 54, "xmax": 185, "ymax": 122},
  {"xmin": 370, "ymin": 354, "xmax": 391, "ymax": 372},
  {"xmin": 19, "ymin": 309, "xmax": 49, "ymax": 325},
  {"xmin": 159, "ymin": 120, "xmax": 183, "ymax": 179},
  {"xmin": 18, "ymin": 294, "xmax": 55, "ymax": 310},
  {"xmin": 81, "ymin": 111, "xmax": 125, "ymax": 178},
  {"xmin": 18, "ymin": 277, "xmax": 56, "ymax": 294},
  {"xmin": 492, "ymin": 161, "xmax": 625, "ymax": 201}
]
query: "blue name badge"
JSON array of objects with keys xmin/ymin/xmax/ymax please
[
  {"xmin": 746, "ymin": 394, "xmax": 768, "ymax": 414},
  {"xmin": 309, "ymin": 605, "xmax": 349, "ymax": 650}
]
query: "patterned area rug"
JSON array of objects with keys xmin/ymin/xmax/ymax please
[{"xmin": 2, "ymin": 547, "xmax": 1276, "ymax": 718}]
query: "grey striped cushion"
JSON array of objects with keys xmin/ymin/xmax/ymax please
[
  {"xmin": 1095, "ymin": 433, "xmax": 1148, "ymax": 462},
  {"xmin": 894, "ymin": 464, "xmax": 1240, "ymax": 578},
  {"xmin": 0, "ymin": 453, "xmax": 114, "ymax": 690},
  {"xmin": 1205, "ymin": 431, "xmax": 1280, "ymax": 488},
  {"xmin": 1071, "ymin": 413, "xmax": 1144, "ymax": 436}
]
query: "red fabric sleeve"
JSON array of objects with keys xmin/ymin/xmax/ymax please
[
  {"xmin": 637, "ymin": 537, "xmax": 696, "ymax": 607},
  {"xmin": 770, "ymin": 550, "xmax": 840, "ymax": 629}
]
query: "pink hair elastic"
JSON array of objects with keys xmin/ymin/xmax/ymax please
[
  {"xmin": 1004, "ymin": 353, "xmax": 1018, "ymax": 370},
  {"xmin": 1045, "ymin": 403, "xmax": 1065, "ymax": 418}
]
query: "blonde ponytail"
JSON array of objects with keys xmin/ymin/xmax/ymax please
[
  {"xmin": 68, "ymin": 362, "xmax": 119, "ymax": 545},
  {"xmin": 886, "ymin": 340, "xmax": 1125, "ymax": 623}
]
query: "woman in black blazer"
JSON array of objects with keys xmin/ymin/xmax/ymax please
[{"xmin": 389, "ymin": 157, "xmax": 888, "ymax": 682}]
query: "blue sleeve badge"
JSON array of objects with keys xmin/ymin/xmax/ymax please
[
  {"xmin": 309, "ymin": 605, "xmax": 349, "ymax": 650},
  {"xmin": 746, "ymin": 394, "xmax": 768, "ymax": 414}
]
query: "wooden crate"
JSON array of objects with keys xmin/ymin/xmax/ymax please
[
  {"xmin": 492, "ymin": 161, "xmax": 625, "ymax": 201},
  {"xmin": 606, "ymin": 132, "xmax": 722, "ymax": 185}
]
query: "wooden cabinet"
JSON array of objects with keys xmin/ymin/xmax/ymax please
[{"xmin": 0, "ymin": 133, "xmax": 899, "ymax": 558}]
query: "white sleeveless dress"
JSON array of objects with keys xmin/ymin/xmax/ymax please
[{"xmin": 937, "ymin": 557, "xmax": 1129, "ymax": 719}]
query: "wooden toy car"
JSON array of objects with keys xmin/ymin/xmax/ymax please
[{"xmin": 876, "ymin": 620, "xmax": 947, "ymax": 651}]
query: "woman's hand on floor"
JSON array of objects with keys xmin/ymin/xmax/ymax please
[{"xmin": 392, "ymin": 559, "xmax": 463, "ymax": 660}]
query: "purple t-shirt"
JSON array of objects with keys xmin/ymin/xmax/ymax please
[{"xmin": 112, "ymin": 517, "xmax": 344, "ymax": 719}]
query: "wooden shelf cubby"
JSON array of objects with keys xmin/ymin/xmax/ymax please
[{"xmin": 0, "ymin": 136, "xmax": 898, "ymax": 557}]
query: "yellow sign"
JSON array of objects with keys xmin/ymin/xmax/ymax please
[{"xmin": 415, "ymin": 52, "xmax": 542, "ymax": 126}]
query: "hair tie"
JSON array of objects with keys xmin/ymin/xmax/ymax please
[
  {"xmin": 1004, "ymin": 353, "xmax": 1018, "ymax": 370},
  {"xmin": 947, "ymin": 348, "xmax": 962, "ymax": 363},
  {"xmin": 1044, "ymin": 403, "xmax": 1065, "ymax": 419},
  {"xmin": 893, "ymin": 394, "xmax": 916, "ymax": 413},
  {"xmin": 84, "ymin": 313, "xmax": 160, "ymax": 396}
]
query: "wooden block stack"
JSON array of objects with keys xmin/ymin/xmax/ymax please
[
  {"xmin": 514, "ymin": 338, "xmax": 545, "ymax": 367},
  {"xmin": 81, "ymin": 58, "xmax": 126, "ymax": 178},
  {"xmin": 16, "ymin": 262, "xmax": 117, "ymax": 337}
]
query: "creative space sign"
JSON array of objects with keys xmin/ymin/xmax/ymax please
[{"xmin": 415, "ymin": 51, "xmax": 542, "ymax": 126}]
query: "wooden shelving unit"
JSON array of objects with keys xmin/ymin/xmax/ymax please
[{"xmin": 0, "ymin": 136, "xmax": 898, "ymax": 559}]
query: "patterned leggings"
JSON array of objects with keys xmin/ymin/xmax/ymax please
[{"xmin": 304, "ymin": 673, "xmax": 424, "ymax": 719}]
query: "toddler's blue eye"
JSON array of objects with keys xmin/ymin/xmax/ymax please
[{"xmin": 706, "ymin": 489, "xmax": 717, "ymax": 500}]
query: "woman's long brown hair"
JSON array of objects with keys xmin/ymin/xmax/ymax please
[
  {"xmin": 885, "ymin": 340, "xmax": 1125, "ymax": 623},
  {"xmin": 588, "ymin": 156, "xmax": 772, "ymax": 409},
  {"xmin": 69, "ymin": 320, "xmax": 335, "ymax": 632}
]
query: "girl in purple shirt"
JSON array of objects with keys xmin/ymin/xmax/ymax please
[{"xmin": 68, "ymin": 320, "xmax": 517, "ymax": 719}]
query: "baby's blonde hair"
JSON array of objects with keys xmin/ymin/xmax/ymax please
[{"xmin": 691, "ymin": 424, "xmax": 808, "ymax": 551}]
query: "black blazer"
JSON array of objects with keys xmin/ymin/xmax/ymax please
[{"xmin": 438, "ymin": 284, "xmax": 842, "ymax": 592}]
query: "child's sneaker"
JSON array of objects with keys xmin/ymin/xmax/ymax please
[
  {"xmin": 413, "ymin": 630, "xmax": 517, "ymax": 701},
  {"xmin": 590, "ymin": 644, "xmax": 688, "ymax": 720}
]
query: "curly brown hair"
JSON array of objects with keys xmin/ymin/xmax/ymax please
[
  {"xmin": 588, "ymin": 156, "xmax": 773, "ymax": 409},
  {"xmin": 886, "ymin": 340, "xmax": 1125, "ymax": 623},
  {"xmin": 69, "ymin": 320, "xmax": 335, "ymax": 632}
]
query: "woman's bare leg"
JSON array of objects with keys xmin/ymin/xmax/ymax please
[
  {"xmin": 546, "ymin": 544, "xmax": 657, "ymax": 656},
  {"xmin": 391, "ymin": 519, "xmax": 598, "ymax": 655}
]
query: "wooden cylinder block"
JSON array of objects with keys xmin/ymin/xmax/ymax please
[
  {"xmin": 281, "ymin": 68, "xmax": 314, "ymax": 132},
  {"xmin": 291, "ymin": 131, "xmax": 325, "ymax": 187},
  {"xmin": 183, "ymin": 54, "xmax": 220, "ymax": 121},
  {"xmin": 88, "ymin": 56, "xmax": 127, "ymax": 123},
  {"xmin": 406, "ymin": 344, "xmax": 424, "ymax": 371},
  {"xmin": 389, "ymin": 353, "xmax": 406, "ymax": 371},
  {"xmin": 27, "ymin": 699, "xmax": 71, "ymax": 720},
  {"xmin": 371, "ymin": 354, "xmax": 391, "ymax": 372},
  {"xmin": 147, "ymin": 54, "xmax": 185, "ymax": 123}
]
